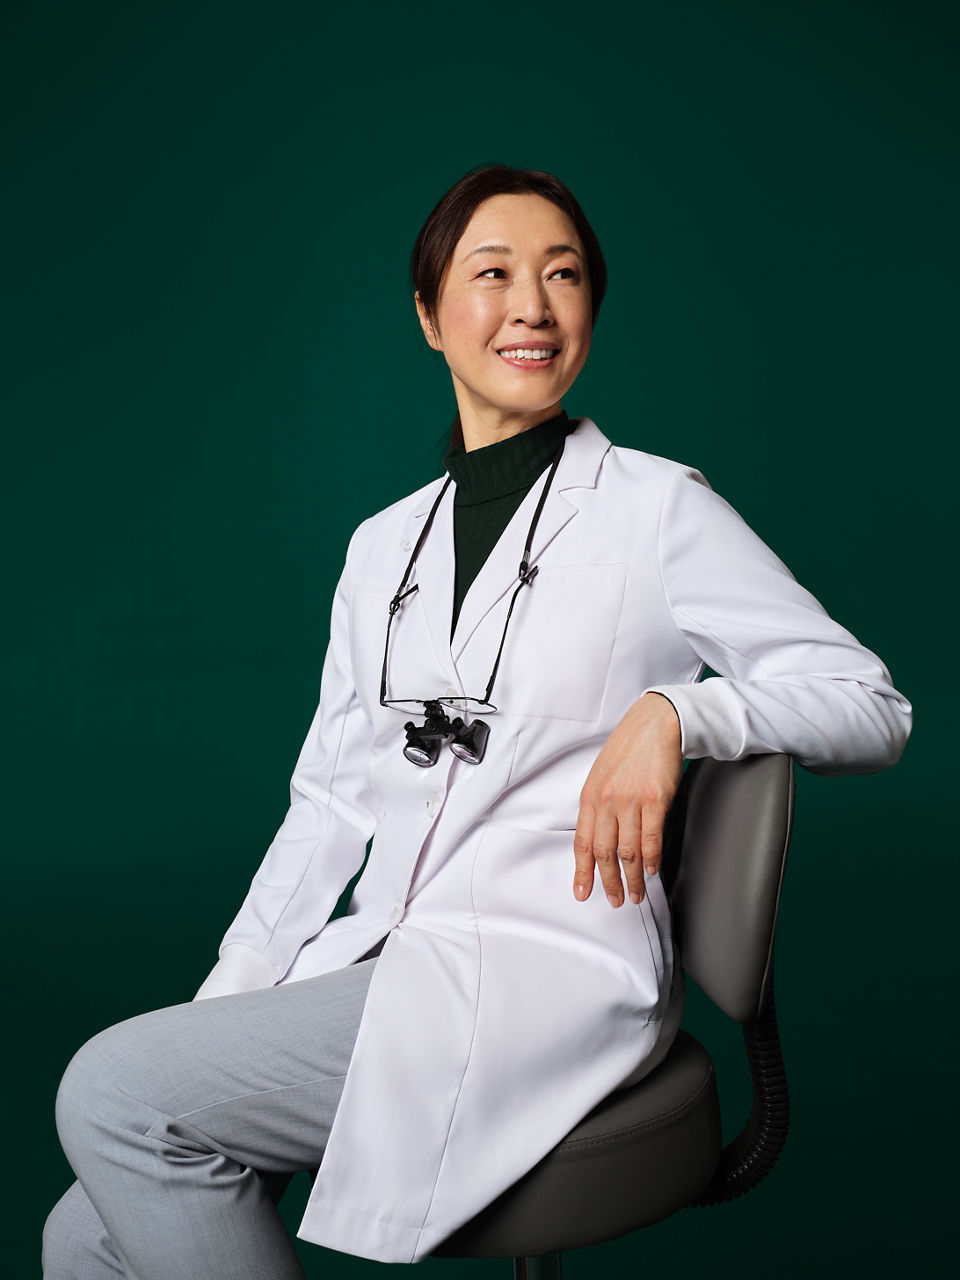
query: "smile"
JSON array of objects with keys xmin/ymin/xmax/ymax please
[{"xmin": 497, "ymin": 348, "xmax": 558, "ymax": 363}]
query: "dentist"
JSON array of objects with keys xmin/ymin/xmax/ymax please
[{"xmin": 44, "ymin": 164, "xmax": 911, "ymax": 1279}]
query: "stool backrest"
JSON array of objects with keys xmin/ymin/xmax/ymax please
[{"xmin": 662, "ymin": 754, "xmax": 795, "ymax": 1023}]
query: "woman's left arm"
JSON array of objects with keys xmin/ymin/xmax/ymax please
[
  {"xmin": 643, "ymin": 465, "xmax": 912, "ymax": 773},
  {"xmin": 573, "ymin": 465, "xmax": 912, "ymax": 908}
]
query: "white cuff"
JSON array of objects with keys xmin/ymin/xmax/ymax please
[{"xmin": 194, "ymin": 944, "xmax": 281, "ymax": 1001}]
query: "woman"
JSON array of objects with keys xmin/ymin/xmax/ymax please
[{"xmin": 44, "ymin": 165, "xmax": 912, "ymax": 1278}]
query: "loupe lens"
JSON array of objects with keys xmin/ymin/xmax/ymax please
[
  {"xmin": 403, "ymin": 719, "xmax": 443, "ymax": 767},
  {"xmin": 450, "ymin": 719, "xmax": 490, "ymax": 765},
  {"xmin": 404, "ymin": 741, "xmax": 439, "ymax": 767}
]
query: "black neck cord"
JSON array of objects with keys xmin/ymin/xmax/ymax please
[{"xmin": 379, "ymin": 435, "xmax": 568, "ymax": 710}]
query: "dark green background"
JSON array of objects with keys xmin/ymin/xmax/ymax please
[{"xmin": 4, "ymin": 2, "xmax": 954, "ymax": 1276}]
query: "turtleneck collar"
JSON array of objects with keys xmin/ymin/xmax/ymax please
[{"xmin": 443, "ymin": 411, "xmax": 573, "ymax": 506}]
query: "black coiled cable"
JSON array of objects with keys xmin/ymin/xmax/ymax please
[{"xmin": 694, "ymin": 958, "xmax": 790, "ymax": 1206}]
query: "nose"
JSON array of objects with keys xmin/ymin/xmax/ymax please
[{"xmin": 509, "ymin": 273, "xmax": 553, "ymax": 327}]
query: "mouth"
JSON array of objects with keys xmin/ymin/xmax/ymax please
[{"xmin": 496, "ymin": 345, "xmax": 559, "ymax": 367}]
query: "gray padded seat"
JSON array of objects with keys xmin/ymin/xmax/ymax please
[
  {"xmin": 434, "ymin": 1030, "xmax": 720, "ymax": 1257},
  {"xmin": 434, "ymin": 753, "xmax": 795, "ymax": 1264}
]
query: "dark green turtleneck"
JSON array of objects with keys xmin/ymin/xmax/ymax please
[{"xmin": 443, "ymin": 411, "xmax": 574, "ymax": 639}]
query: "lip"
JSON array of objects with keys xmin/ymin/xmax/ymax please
[
  {"xmin": 497, "ymin": 351, "xmax": 558, "ymax": 371},
  {"xmin": 496, "ymin": 341, "xmax": 561, "ymax": 371}
]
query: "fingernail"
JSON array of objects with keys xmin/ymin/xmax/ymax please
[
  {"xmin": 629, "ymin": 891, "xmax": 641, "ymax": 905},
  {"xmin": 574, "ymin": 884, "xmax": 588, "ymax": 901},
  {"xmin": 606, "ymin": 893, "xmax": 621, "ymax": 908}
]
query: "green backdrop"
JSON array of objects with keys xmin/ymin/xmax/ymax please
[{"xmin": 5, "ymin": 2, "xmax": 954, "ymax": 1276}]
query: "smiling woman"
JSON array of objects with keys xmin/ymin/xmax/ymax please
[
  {"xmin": 415, "ymin": 193, "xmax": 592, "ymax": 450},
  {"xmin": 43, "ymin": 164, "xmax": 911, "ymax": 1279},
  {"xmin": 411, "ymin": 165, "xmax": 607, "ymax": 451}
]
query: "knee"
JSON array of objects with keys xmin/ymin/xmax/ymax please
[{"xmin": 55, "ymin": 1020, "xmax": 144, "ymax": 1167}]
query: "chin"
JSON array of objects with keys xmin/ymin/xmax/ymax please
[
  {"xmin": 496, "ymin": 401, "xmax": 562, "ymax": 421},
  {"xmin": 492, "ymin": 384, "xmax": 566, "ymax": 414}
]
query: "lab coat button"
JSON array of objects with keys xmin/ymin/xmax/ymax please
[
  {"xmin": 401, "ymin": 540, "xmax": 413, "ymax": 552},
  {"xmin": 389, "ymin": 905, "xmax": 403, "ymax": 926},
  {"xmin": 425, "ymin": 796, "xmax": 441, "ymax": 817}
]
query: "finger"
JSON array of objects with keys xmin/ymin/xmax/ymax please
[
  {"xmin": 641, "ymin": 804, "xmax": 668, "ymax": 878},
  {"xmin": 616, "ymin": 811, "xmax": 645, "ymax": 905},
  {"xmin": 572, "ymin": 807, "xmax": 596, "ymax": 901},
  {"xmin": 592, "ymin": 809, "xmax": 624, "ymax": 907}
]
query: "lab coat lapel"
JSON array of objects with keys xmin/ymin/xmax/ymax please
[
  {"xmin": 451, "ymin": 418, "xmax": 611, "ymax": 666},
  {"xmin": 397, "ymin": 419, "xmax": 611, "ymax": 691}
]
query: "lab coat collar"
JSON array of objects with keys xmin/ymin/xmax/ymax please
[{"xmin": 405, "ymin": 417, "xmax": 612, "ymax": 682}]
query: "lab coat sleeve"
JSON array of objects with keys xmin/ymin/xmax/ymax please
[
  {"xmin": 195, "ymin": 525, "xmax": 380, "ymax": 998},
  {"xmin": 642, "ymin": 467, "xmax": 912, "ymax": 776},
  {"xmin": 195, "ymin": 943, "xmax": 280, "ymax": 1000}
]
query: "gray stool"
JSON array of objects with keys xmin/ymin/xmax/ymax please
[{"xmin": 433, "ymin": 753, "xmax": 795, "ymax": 1278}]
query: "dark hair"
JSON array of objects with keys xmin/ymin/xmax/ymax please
[{"xmin": 411, "ymin": 164, "xmax": 607, "ymax": 454}]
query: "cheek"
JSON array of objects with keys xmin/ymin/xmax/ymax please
[
  {"xmin": 564, "ymin": 304, "xmax": 593, "ymax": 363},
  {"xmin": 558, "ymin": 323, "xmax": 589, "ymax": 372},
  {"xmin": 575, "ymin": 326, "xmax": 592, "ymax": 366},
  {"xmin": 438, "ymin": 293, "xmax": 499, "ymax": 353}
]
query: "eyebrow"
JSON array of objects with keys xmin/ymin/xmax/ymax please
[{"xmin": 462, "ymin": 242, "xmax": 583, "ymax": 263}]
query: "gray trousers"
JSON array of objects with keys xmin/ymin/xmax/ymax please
[{"xmin": 43, "ymin": 956, "xmax": 378, "ymax": 1280}]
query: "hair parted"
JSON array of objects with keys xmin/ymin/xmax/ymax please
[{"xmin": 410, "ymin": 163, "xmax": 607, "ymax": 328}]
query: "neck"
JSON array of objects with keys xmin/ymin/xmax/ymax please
[{"xmin": 454, "ymin": 390, "xmax": 565, "ymax": 453}]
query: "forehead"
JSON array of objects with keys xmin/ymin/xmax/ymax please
[{"xmin": 455, "ymin": 193, "xmax": 582, "ymax": 256}]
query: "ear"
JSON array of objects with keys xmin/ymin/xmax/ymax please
[{"xmin": 415, "ymin": 291, "xmax": 443, "ymax": 352}]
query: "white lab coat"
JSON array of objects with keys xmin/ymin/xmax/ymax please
[{"xmin": 197, "ymin": 417, "xmax": 911, "ymax": 1263}]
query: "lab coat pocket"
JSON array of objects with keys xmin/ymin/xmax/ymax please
[
  {"xmin": 471, "ymin": 821, "xmax": 663, "ymax": 1013},
  {"xmin": 496, "ymin": 564, "xmax": 627, "ymax": 722}
]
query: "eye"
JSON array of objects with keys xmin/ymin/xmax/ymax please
[
  {"xmin": 548, "ymin": 267, "xmax": 578, "ymax": 280},
  {"xmin": 478, "ymin": 267, "xmax": 507, "ymax": 279}
]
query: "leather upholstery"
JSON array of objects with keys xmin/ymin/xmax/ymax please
[{"xmin": 663, "ymin": 754, "xmax": 793, "ymax": 1022}]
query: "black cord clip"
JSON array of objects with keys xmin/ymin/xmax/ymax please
[{"xmin": 389, "ymin": 583, "xmax": 419, "ymax": 614}]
